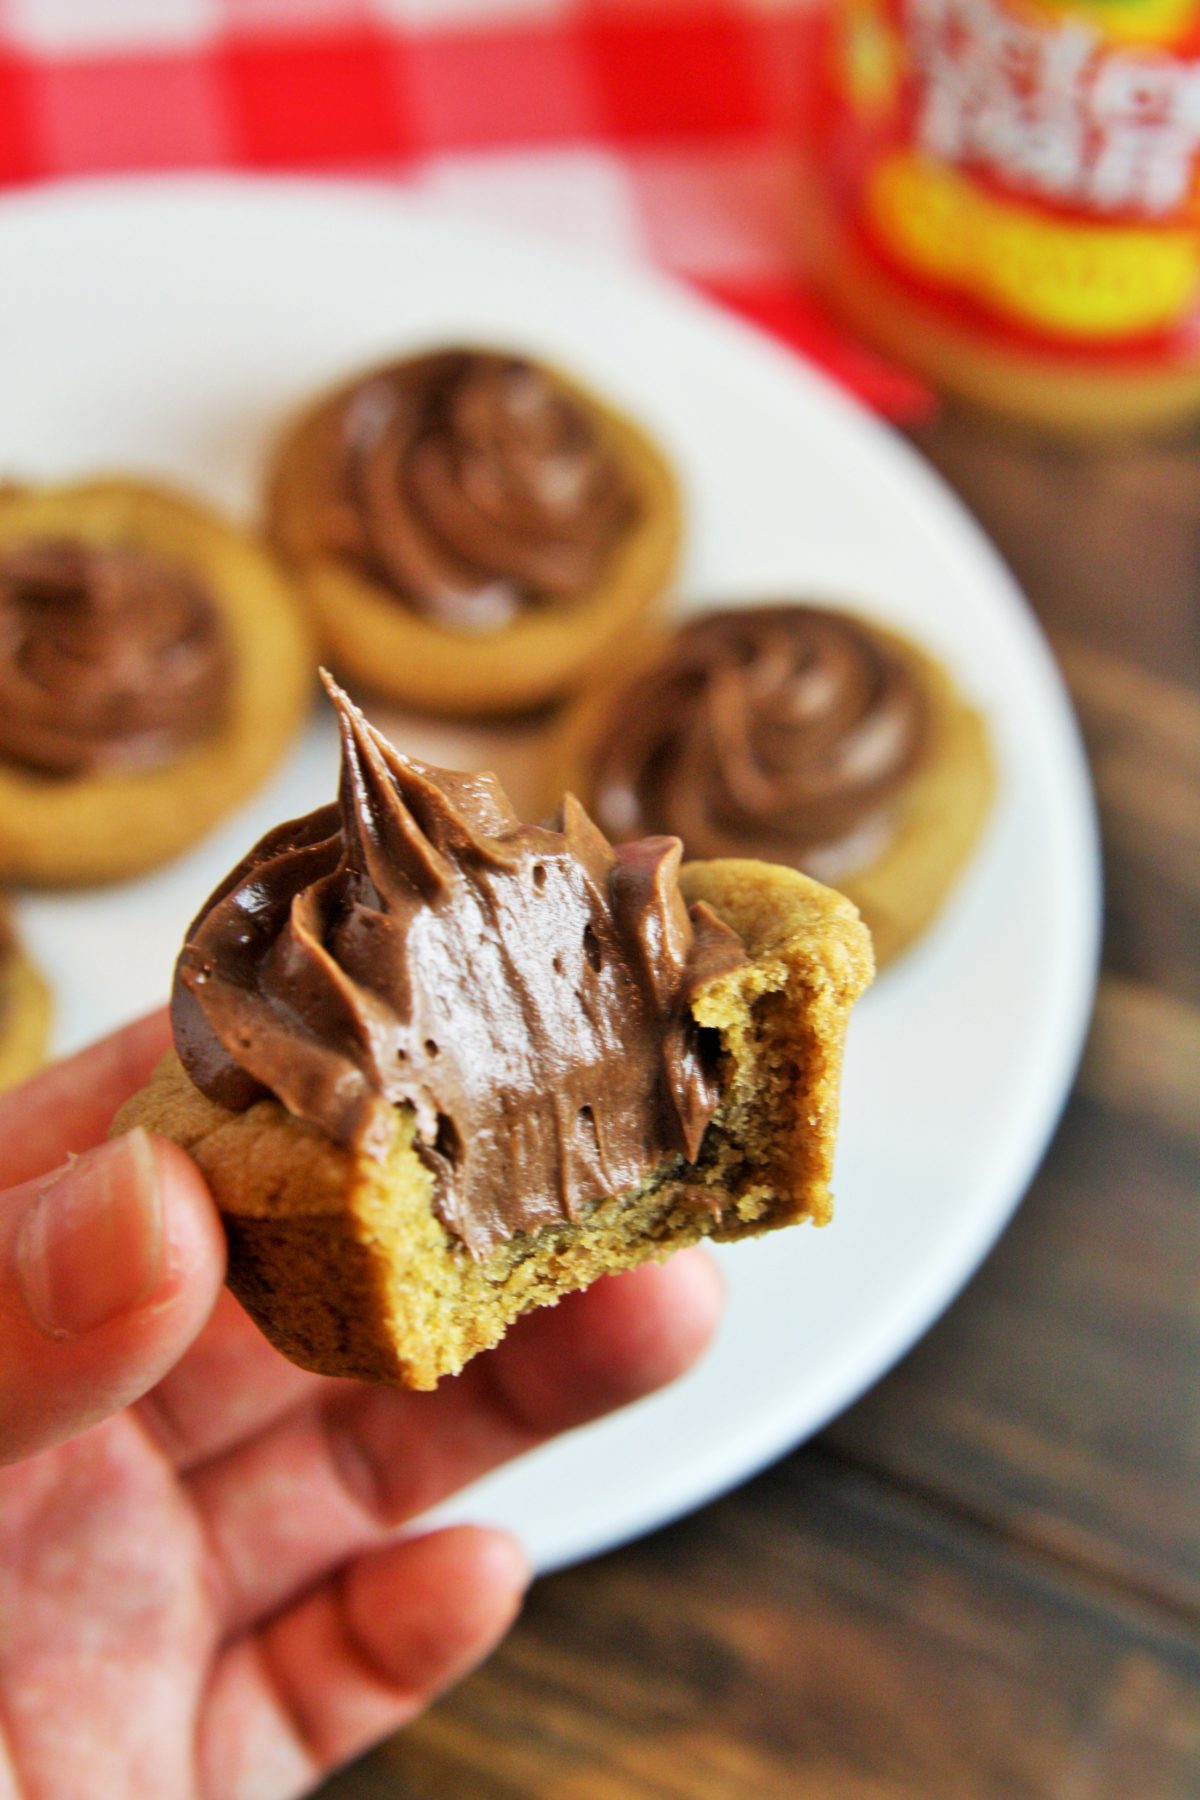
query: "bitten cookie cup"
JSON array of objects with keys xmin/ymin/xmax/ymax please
[
  {"xmin": 114, "ymin": 676, "xmax": 871, "ymax": 1390},
  {"xmin": 265, "ymin": 348, "xmax": 681, "ymax": 717},
  {"xmin": 0, "ymin": 479, "xmax": 315, "ymax": 886},
  {"xmin": 0, "ymin": 904, "xmax": 51, "ymax": 1092},
  {"xmin": 555, "ymin": 605, "xmax": 995, "ymax": 969},
  {"xmin": 116, "ymin": 860, "xmax": 872, "ymax": 1390}
]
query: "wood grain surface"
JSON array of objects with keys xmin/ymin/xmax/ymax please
[{"xmin": 323, "ymin": 409, "xmax": 1200, "ymax": 1799}]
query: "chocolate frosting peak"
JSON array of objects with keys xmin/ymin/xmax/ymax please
[
  {"xmin": 0, "ymin": 537, "xmax": 230, "ymax": 778},
  {"xmin": 323, "ymin": 350, "xmax": 638, "ymax": 633},
  {"xmin": 173, "ymin": 676, "xmax": 746, "ymax": 1258},
  {"xmin": 589, "ymin": 606, "xmax": 928, "ymax": 882}
]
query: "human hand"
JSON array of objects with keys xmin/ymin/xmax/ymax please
[{"xmin": 0, "ymin": 1013, "xmax": 722, "ymax": 1797}]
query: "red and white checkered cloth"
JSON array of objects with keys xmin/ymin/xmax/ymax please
[{"xmin": 0, "ymin": 0, "xmax": 929, "ymax": 420}]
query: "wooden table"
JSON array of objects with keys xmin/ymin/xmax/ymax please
[{"xmin": 326, "ymin": 411, "xmax": 1200, "ymax": 1800}]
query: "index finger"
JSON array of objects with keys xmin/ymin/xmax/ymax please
[
  {"xmin": 0, "ymin": 1008, "xmax": 172, "ymax": 1188},
  {"xmin": 188, "ymin": 1251, "xmax": 724, "ymax": 1636}
]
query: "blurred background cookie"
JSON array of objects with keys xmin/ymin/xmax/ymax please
[
  {"xmin": 266, "ymin": 346, "xmax": 680, "ymax": 717},
  {"xmin": 0, "ymin": 479, "xmax": 314, "ymax": 885},
  {"xmin": 557, "ymin": 603, "xmax": 994, "ymax": 967},
  {"xmin": 0, "ymin": 895, "xmax": 50, "ymax": 1089}
]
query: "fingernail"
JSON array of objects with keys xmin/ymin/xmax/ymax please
[{"xmin": 16, "ymin": 1129, "xmax": 164, "ymax": 1338}]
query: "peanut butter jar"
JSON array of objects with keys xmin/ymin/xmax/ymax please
[{"xmin": 801, "ymin": 0, "xmax": 1200, "ymax": 434}]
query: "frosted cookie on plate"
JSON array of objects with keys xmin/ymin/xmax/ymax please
[
  {"xmin": 557, "ymin": 603, "xmax": 994, "ymax": 967},
  {"xmin": 265, "ymin": 347, "xmax": 680, "ymax": 716},
  {"xmin": 116, "ymin": 677, "xmax": 872, "ymax": 1389},
  {"xmin": 0, "ymin": 479, "xmax": 314, "ymax": 885}
]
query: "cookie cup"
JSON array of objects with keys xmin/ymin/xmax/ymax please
[
  {"xmin": 114, "ymin": 860, "xmax": 872, "ymax": 1389},
  {"xmin": 555, "ymin": 617, "xmax": 994, "ymax": 968},
  {"xmin": 266, "ymin": 361, "xmax": 681, "ymax": 717},
  {"xmin": 0, "ymin": 480, "xmax": 315, "ymax": 885}
]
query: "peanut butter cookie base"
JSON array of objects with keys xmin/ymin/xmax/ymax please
[
  {"xmin": 266, "ymin": 362, "xmax": 681, "ymax": 717},
  {"xmin": 114, "ymin": 860, "xmax": 872, "ymax": 1389},
  {"xmin": 0, "ymin": 481, "xmax": 315, "ymax": 886},
  {"xmin": 837, "ymin": 640, "xmax": 993, "ymax": 966},
  {"xmin": 0, "ymin": 949, "xmax": 52, "ymax": 1092}
]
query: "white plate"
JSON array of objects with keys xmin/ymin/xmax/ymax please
[{"xmin": 0, "ymin": 177, "xmax": 1100, "ymax": 1574}]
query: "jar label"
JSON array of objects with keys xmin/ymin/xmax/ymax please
[{"xmin": 820, "ymin": 0, "xmax": 1200, "ymax": 358}]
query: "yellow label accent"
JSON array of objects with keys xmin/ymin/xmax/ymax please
[
  {"xmin": 1013, "ymin": 0, "xmax": 1197, "ymax": 47},
  {"xmin": 835, "ymin": 0, "xmax": 902, "ymax": 122},
  {"xmin": 867, "ymin": 151, "xmax": 1200, "ymax": 338}
]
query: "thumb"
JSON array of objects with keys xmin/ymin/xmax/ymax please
[{"xmin": 0, "ymin": 1128, "xmax": 226, "ymax": 1464}]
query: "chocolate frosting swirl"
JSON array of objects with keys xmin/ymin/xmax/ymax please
[
  {"xmin": 322, "ymin": 350, "xmax": 639, "ymax": 633},
  {"xmin": 173, "ymin": 678, "xmax": 746, "ymax": 1259},
  {"xmin": 589, "ymin": 606, "xmax": 929, "ymax": 882},
  {"xmin": 0, "ymin": 538, "xmax": 230, "ymax": 778}
]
